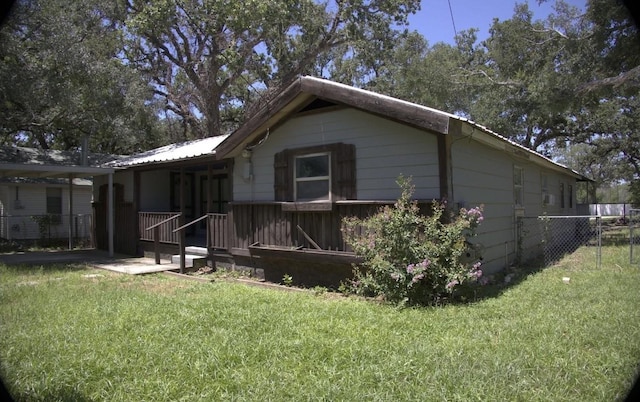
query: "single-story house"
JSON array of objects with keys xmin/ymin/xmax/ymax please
[
  {"xmin": 0, "ymin": 146, "xmax": 115, "ymax": 251},
  {"xmin": 96, "ymin": 76, "xmax": 590, "ymax": 285}
]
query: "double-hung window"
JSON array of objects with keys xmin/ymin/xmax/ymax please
[
  {"xmin": 514, "ymin": 166, "xmax": 524, "ymax": 207},
  {"xmin": 294, "ymin": 153, "xmax": 331, "ymax": 201}
]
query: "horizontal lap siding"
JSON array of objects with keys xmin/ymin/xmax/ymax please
[
  {"xmin": 233, "ymin": 108, "xmax": 441, "ymax": 202},
  {"xmin": 451, "ymin": 139, "xmax": 519, "ymax": 273}
]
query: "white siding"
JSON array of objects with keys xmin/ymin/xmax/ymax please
[
  {"xmin": 92, "ymin": 171, "xmax": 134, "ymax": 203},
  {"xmin": 451, "ymin": 137, "xmax": 580, "ymax": 273},
  {"xmin": 451, "ymin": 138, "xmax": 517, "ymax": 273},
  {"xmin": 233, "ymin": 108, "xmax": 441, "ymax": 201},
  {"xmin": 0, "ymin": 183, "xmax": 92, "ymax": 240}
]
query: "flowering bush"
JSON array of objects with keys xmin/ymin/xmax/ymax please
[{"xmin": 342, "ymin": 177, "xmax": 484, "ymax": 306}]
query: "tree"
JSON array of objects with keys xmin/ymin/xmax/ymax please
[
  {"xmin": 123, "ymin": 0, "xmax": 421, "ymax": 140},
  {"xmin": 0, "ymin": 0, "xmax": 165, "ymax": 154}
]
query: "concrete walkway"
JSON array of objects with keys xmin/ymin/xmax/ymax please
[{"xmin": 0, "ymin": 249, "xmax": 180, "ymax": 275}]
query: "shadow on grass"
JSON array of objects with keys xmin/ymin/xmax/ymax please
[
  {"xmin": 8, "ymin": 386, "xmax": 94, "ymax": 402},
  {"xmin": 0, "ymin": 262, "xmax": 91, "ymax": 275},
  {"xmin": 451, "ymin": 257, "xmax": 548, "ymax": 305}
]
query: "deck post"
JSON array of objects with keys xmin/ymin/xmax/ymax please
[
  {"xmin": 154, "ymin": 226, "xmax": 160, "ymax": 264},
  {"xmin": 108, "ymin": 172, "xmax": 114, "ymax": 257},
  {"xmin": 180, "ymin": 168, "xmax": 186, "ymax": 274}
]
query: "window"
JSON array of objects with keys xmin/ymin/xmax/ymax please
[
  {"xmin": 46, "ymin": 188, "xmax": 62, "ymax": 215},
  {"xmin": 295, "ymin": 153, "xmax": 330, "ymax": 201},
  {"xmin": 569, "ymin": 184, "xmax": 573, "ymax": 208},
  {"xmin": 274, "ymin": 143, "xmax": 356, "ymax": 203},
  {"xmin": 541, "ymin": 173, "xmax": 548, "ymax": 206},
  {"xmin": 560, "ymin": 183, "xmax": 565, "ymax": 208},
  {"xmin": 514, "ymin": 166, "xmax": 524, "ymax": 207}
]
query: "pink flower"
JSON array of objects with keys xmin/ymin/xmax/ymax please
[
  {"xmin": 406, "ymin": 264, "xmax": 415, "ymax": 274},
  {"xmin": 411, "ymin": 273, "xmax": 425, "ymax": 283},
  {"xmin": 446, "ymin": 280, "xmax": 459, "ymax": 290}
]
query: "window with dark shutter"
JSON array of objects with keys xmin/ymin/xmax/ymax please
[{"xmin": 273, "ymin": 143, "xmax": 356, "ymax": 202}]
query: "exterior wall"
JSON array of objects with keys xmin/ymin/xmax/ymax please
[
  {"xmin": 0, "ymin": 182, "xmax": 93, "ymax": 240},
  {"xmin": 233, "ymin": 108, "xmax": 441, "ymax": 202},
  {"xmin": 92, "ymin": 170, "xmax": 134, "ymax": 203},
  {"xmin": 451, "ymin": 135, "xmax": 579, "ymax": 273},
  {"xmin": 139, "ymin": 170, "xmax": 171, "ymax": 211}
]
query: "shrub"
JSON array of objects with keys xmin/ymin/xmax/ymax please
[{"xmin": 342, "ymin": 177, "xmax": 483, "ymax": 306}]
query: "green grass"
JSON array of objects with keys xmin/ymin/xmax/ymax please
[{"xmin": 1, "ymin": 246, "xmax": 640, "ymax": 401}]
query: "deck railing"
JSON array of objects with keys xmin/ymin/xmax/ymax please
[
  {"xmin": 139, "ymin": 212, "xmax": 181, "ymax": 244},
  {"xmin": 208, "ymin": 213, "xmax": 228, "ymax": 250}
]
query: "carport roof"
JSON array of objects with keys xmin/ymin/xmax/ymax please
[
  {"xmin": 0, "ymin": 146, "xmax": 115, "ymax": 178},
  {"xmin": 105, "ymin": 135, "xmax": 229, "ymax": 168}
]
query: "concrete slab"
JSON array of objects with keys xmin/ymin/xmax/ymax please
[{"xmin": 0, "ymin": 249, "xmax": 180, "ymax": 275}]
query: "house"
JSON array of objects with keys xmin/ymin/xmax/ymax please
[
  {"xmin": 96, "ymin": 76, "xmax": 589, "ymax": 285},
  {"xmin": 0, "ymin": 146, "xmax": 115, "ymax": 251}
]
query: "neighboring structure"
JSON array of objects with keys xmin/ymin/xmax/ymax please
[
  {"xmin": 97, "ymin": 76, "xmax": 590, "ymax": 284},
  {"xmin": 0, "ymin": 176, "xmax": 92, "ymax": 243},
  {"xmin": 0, "ymin": 146, "xmax": 115, "ymax": 252}
]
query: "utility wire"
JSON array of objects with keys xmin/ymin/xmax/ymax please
[{"xmin": 447, "ymin": 0, "xmax": 458, "ymax": 39}]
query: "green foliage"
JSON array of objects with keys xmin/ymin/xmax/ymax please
[
  {"xmin": 342, "ymin": 177, "xmax": 483, "ymax": 306},
  {"xmin": 124, "ymin": 0, "xmax": 420, "ymax": 138},
  {"xmin": 0, "ymin": 0, "xmax": 167, "ymax": 154},
  {"xmin": 30, "ymin": 214, "xmax": 61, "ymax": 243},
  {"xmin": 282, "ymin": 273, "xmax": 293, "ymax": 287}
]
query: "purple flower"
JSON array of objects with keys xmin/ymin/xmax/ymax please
[
  {"xmin": 406, "ymin": 264, "xmax": 415, "ymax": 274},
  {"xmin": 411, "ymin": 273, "xmax": 425, "ymax": 283},
  {"xmin": 446, "ymin": 280, "xmax": 459, "ymax": 290}
]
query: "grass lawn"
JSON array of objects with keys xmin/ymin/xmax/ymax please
[{"xmin": 1, "ymin": 245, "xmax": 639, "ymax": 401}]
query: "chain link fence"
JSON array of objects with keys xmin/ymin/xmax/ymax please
[
  {"xmin": 0, "ymin": 214, "xmax": 93, "ymax": 247},
  {"xmin": 517, "ymin": 215, "xmax": 601, "ymax": 269},
  {"xmin": 632, "ymin": 209, "xmax": 640, "ymax": 266}
]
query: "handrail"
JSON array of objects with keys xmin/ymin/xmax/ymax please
[
  {"xmin": 145, "ymin": 213, "xmax": 182, "ymax": 231},
  {"xmin": 172, "ymin": 214, "xmax": 208, "ymax": 233}
]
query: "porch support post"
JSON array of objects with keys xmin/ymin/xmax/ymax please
[
  {"xmin": 207, "ymin": 164, "xmax": 213, "ymax": 213},
  {"xmin": 134, "ymin": 170, "xmax": 141, "ymax": 256},
  {"xmin": 108, "ymin": 172, "xmax": 114, "ymax": 257},
  {"xmin": 179, "ymin": 167, "xmax": 186, "ymax": 273},
  {"xmin": 68, "ymin": 173, "xmax": 74, "ymax": 250}
]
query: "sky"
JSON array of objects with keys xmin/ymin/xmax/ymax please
[{"xmin": 408, "ymin": 0, "xmax": 587, "ymax": 45}]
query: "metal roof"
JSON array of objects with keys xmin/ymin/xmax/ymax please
[
  {"xmin": 0, "ymin": 146, "xmax": 115, "ymax": 178},
  {"xmin": 105, "ymin": 135, "xmax": 229, "ymax": 168}
]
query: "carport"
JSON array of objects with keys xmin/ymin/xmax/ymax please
[{"xmin": 0, "ymin": 158, "xmax": 115, "ymax": 256}]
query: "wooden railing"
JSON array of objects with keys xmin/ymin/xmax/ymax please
[
  {"xmin": 143, "ymin": 213, "xmax": 181, "ymax": 265},
  {"xmin": 208, "ymin": 213, "xmax": 228, "ymax": 250},
  {"xmin": 139, "ymin": 212, "xmax": 181, "ymax": 244}
]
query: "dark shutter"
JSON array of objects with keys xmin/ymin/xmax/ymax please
[
  {"xmin": 274, "ymin": 149, "xmax": 291, "ymax": 201},
  {"xmin": 335, "ymin": 143, "xmax": 356, "ymax": 200}
]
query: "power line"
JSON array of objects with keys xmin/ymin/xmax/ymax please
[{"xmin": 447, "ymin": 0, "xmax": 458, "ymax": 39}]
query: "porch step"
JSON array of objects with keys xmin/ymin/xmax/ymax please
[
  {"xmin": 171, "ymin": 254, "xmax": 207, "ymax": 269},
  {"xmin": 185, "ymin": 246, "xmax": 208, "ymax": 256}
]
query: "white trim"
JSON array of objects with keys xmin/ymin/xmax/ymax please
[{"xmin": 293, "ymin": 152, "xmax": 331, "ymax": 201}]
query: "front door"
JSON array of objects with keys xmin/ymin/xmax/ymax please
[
  {"xmin": 170, "ymin": 171, "xmax": 195, "ymax": 235},
  {"xmin": 199, "ymin": 175, "xmax": 229, "ymax": 229}
]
